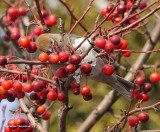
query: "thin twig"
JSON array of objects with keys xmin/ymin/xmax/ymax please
[
  {"xmin": 68, "ymin": 0, "xmax": 94, "ymax": 33},
  {"xmin": 0, "ymin": 104, "xmax": 7, "ymax": 132},
  {"xmin": 59, "ymin": 0, "xmax": 88, "ymax": 32},
  {"xmin": 110, "ymin": 5, "xmax": 160, "ymax": 36}
]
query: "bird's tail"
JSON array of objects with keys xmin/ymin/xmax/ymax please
[{"xmin": 113, "ymin": 75, "xmax": 135, "ymax": 101}]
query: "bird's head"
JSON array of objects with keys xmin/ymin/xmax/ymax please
[{"xmin": 36, "ymin": 33, "xmax": 55, "ymax": 54}]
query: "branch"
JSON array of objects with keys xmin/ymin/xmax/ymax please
[
  {"xmin": 58, "ymin": 77, "xmax": 73, "ymax": 132},
  {"xmin": 19, "ymin": 99, "xmax": 47, "ymax": 132},
  {"xmin": 0, "ymin": 104, "xmax": 7, "ymax": 132},
  {"xmin": 34, "ymin": 0, "xmax": 49, "ymax": 32},
  {"xmin": 0, "ymin": 68, "xmax": 55, "ymax": 85},
  {"xmin": 108, "ymin": 101, "xmax": 160, "ymax": 131},
  {"xmin": 68, "ymin": 0, "xmax": 94, "ymax": 33},
  {"xmin": 59, "ymin": 0, "xmax": 88, "ymax": 32},
  {"xmin": 110, "ymin": 5, "xmax": 160, "ymax": 36},
  {"xmin": 78, "ymin": 20, "xmax": 160, "ymax": 132}
]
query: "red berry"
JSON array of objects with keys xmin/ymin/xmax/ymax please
[
  {"xmin": 47, "ymin": 89, "xmax": 58, "ymax": 101},
  {"xmin": 7, "ymin": 7, "xmax": 19, "ymax": 20},
  {"xmin": 3, "ymin": 34, "xmax": 9, "ymax": 41},
  {"xmin": 114, "ymin": 16, "xmax": 122, "ymax": 24},
  {"xmin": 38, "ymin": 52, "xmax": 49, "ymax": 62},
  {"xmin": 56, "ymin": 67, "xmax": 68, "ymax": 78},
  {"xmin": 122, "ymin": 51, "xmax": 131, "ymax": 57},
  {"xmin": 37, "ymin": 89, "xmax": 48, "ymax": 99},
  {"xmin": 41, "ymin": 10, "xmax": 48, "ymax": 18},
  {"xmin": 95, "ymin": 38, "xmax": 106, "ymax": 49},
  {"xmin": 80, "ymin": 63, "xmax": 92, "ymax": 74},
  {"xmin": 4, "ymin": 126, "xmax": 12, "ymax": 132},
  {"xmin": 140, "ymin": 93, "xmax": 149, "ymax": 102},
  {"xmin": 143, "ymin": 83, "xmax": 152, "ymax": 93},
  {"xmin": 70, "ymin": 83, "xmax": 80, "ymax": 89},
  {"xmin": 83, "ymin": 93, "xmax": 92, "ymax": 101},
  {"xmin": 59, "ymin": 52, "xmax": 69, "ymax": 63},
  {"xmin": 69, "ymin": 54, "xmax": 82, "ymax": 64},
  {"xmin": 135, "ymin": 76, "xmax": 145, "ymax": 86},
  {"xmin": 130, "ymin": 89, "xmax": 141, "ymax": 100},
  {"xmin": 129, "ymin": 16, "xmax": 138, "ymax": 24},
  {"xmin": 106, "ymin": 3, "xmax": 115, "ymax": 12},
  {"xmin": 45, "ymin": 15, "xmax": 57, "ymax": 27},
  {"xmin": 127, "ymin": 1, "xmax": 133, "ymax": 9},
  {"xmin": 0, "ymin": 56, "xmax": 7, "ymax": 66},
  {"xmin": 105, "ymin": 41, "xmax": 115, "ymax": 53},
  {"xmin": 139, "ymin": 0, "xmax": 147, "ymax": 10},
  {"xmin": 30, "ymin": 92, "xmax": 38, "ymax": 100},
  {"xmin": 42, "ymin": 111, "xmax": 51, "ymax": 120},
  {"xmin": 65, "ymin": 64, "xmax": 76, "ymax": 74},
  {"xmin": 18, "ymin": 7, "xmax": 27, "ymax": 16},
  {"xmin": 138, "ymin": 112, "xmax": 149, "ymax": 122},
  {"xmin": 32, "ymin": 80, "xmax": 44, "ymax": 92},
  {"xmin": 18, "ymin": 36, "xmax": 30, "ymax": 48},
  {"xmin": 1, "ymin": 80, "xmax": 12, "ymax": 90},
  {"xmin": 49, "ymin": 53, "xmax": 60, "ymax": 64},
  {"xmin": 33, "ymin": 26, "xmax": 43, "ymax": 36},
  {"xmin": 17, "ymin": 91, "xmax": 25, "ymax": 99},
  {"xmin": 36, "ymin": 105, "xmax": 46, "ymax": 115},
  {"xmin": 23, "ymin": 83, "xmax": 33, "ymax": 93},
  {"xmin": 26, "ymin": 42, "xmax": 37, "ymax": 53},
  {"xmin": 80, "ymin": 86, "xmax": 90, "ymax": 95},
  {"xmin": 117, "ymin": 4, "xmax": 126, "ymax": 13},
  {"xmin": 3, "ymin": 15, "xmax": 12, "ymax": 25},
  {"xmin": 0, "ymin": 86, "xmax": 7, "ymax": 95},
  {"xmin": 15, "ymin": 118, "xmax": 26, "ymax": 129},
  {"xmin": 71, "ymin": 88, "xmax": 80, "ymax": 95},
  {"xmin": 10, "ymin": 32, "xmax": 20, "ymax": 40},
  {"xmin": 128, "ymin": 116, "xmax": 139, "ymax": 127},
  {"xmin": 149, "ymin": 72, "xmax": 159, "ymax": 83},
  {"xmin": 109, "ymin": 35, "xmax": 120, "ymax": 46},
  {"xmin": 36, "ymin": 98, "xmax": 46, "ymax": 105},
  {"xmin": 8, "ymin": 119, "xmax": 17, "ymax": 130},
  {"xmin": 58, "ymin": 93, "xmax": 65, "ymax": 101},
  {"xmin": 121, "ymin": 39, "xmax": 128, "ymax": 49},
  {"xmin": 102, "ymin": 64, "xmax": 114, "ymax": 75},
  {"xmin": 13, "ymin": 82, "xmax": 22, "ymax": 92},
  {"xmin": 101, "ymin": 8, "xmax": 108, "ymax": 16}
]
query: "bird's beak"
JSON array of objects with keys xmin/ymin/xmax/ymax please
[{"xmin": 46, "ymin": 47, "xmax": 53, "ymax": 54}]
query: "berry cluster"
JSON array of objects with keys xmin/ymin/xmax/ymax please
[
  {"xmin": 101, "ymin": 0, "xmax": 147, "ymax": 24},
  {"xmin": 95, "ymin": 35, "xmax": 131, "ymax": 58},
  {"xmin": 131, "ymin": 76, "xmax": 152, "ymax": 102},
  {"xmin": 4, "ymin": 117, "xmax": 33, "ymax": 132},
  {"xmin": 128, "ymin": 111, "xmax": 149, "ymax": 127}
]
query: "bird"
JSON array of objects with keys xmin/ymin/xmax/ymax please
[{"xmin": 36, "ymin": 33, "xmax": 135, "ymax": 101}]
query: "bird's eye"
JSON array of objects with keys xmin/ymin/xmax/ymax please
[{"xmin": 50, "ymin": 41, "xmax": 53, "ymax": 44}]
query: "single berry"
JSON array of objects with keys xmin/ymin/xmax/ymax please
[
  {"xmin": 128, "ymin": 116, "xmax": 139, "ymax": 127},
  {"xmin": 80, "ymin": 86, "xmax": 91, "ymax": 95},
  {"xmin": 149, "ymin": 72, "xmax": 159, "ymax": 83},
  {"xmin": 102, "ymin": 64, "xmax": 114, "ymax": 75},
  {"xmin": 18, "ymin": 36, "xmax": 30, "ymax": 48},
  {"xmin": 138, "ymin": 112, "xmax": 149, "ymax": 122},
  {"xmin": 95, "ymin": 38, "xmax": 106, "ymax": 49},
  {"xmin": 38, "ymin": 52, "xmax": 49, "ymax": 62},
  {"xmin": 80, "ymin": 63, "xmax": 92, "ymax": 74}
]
